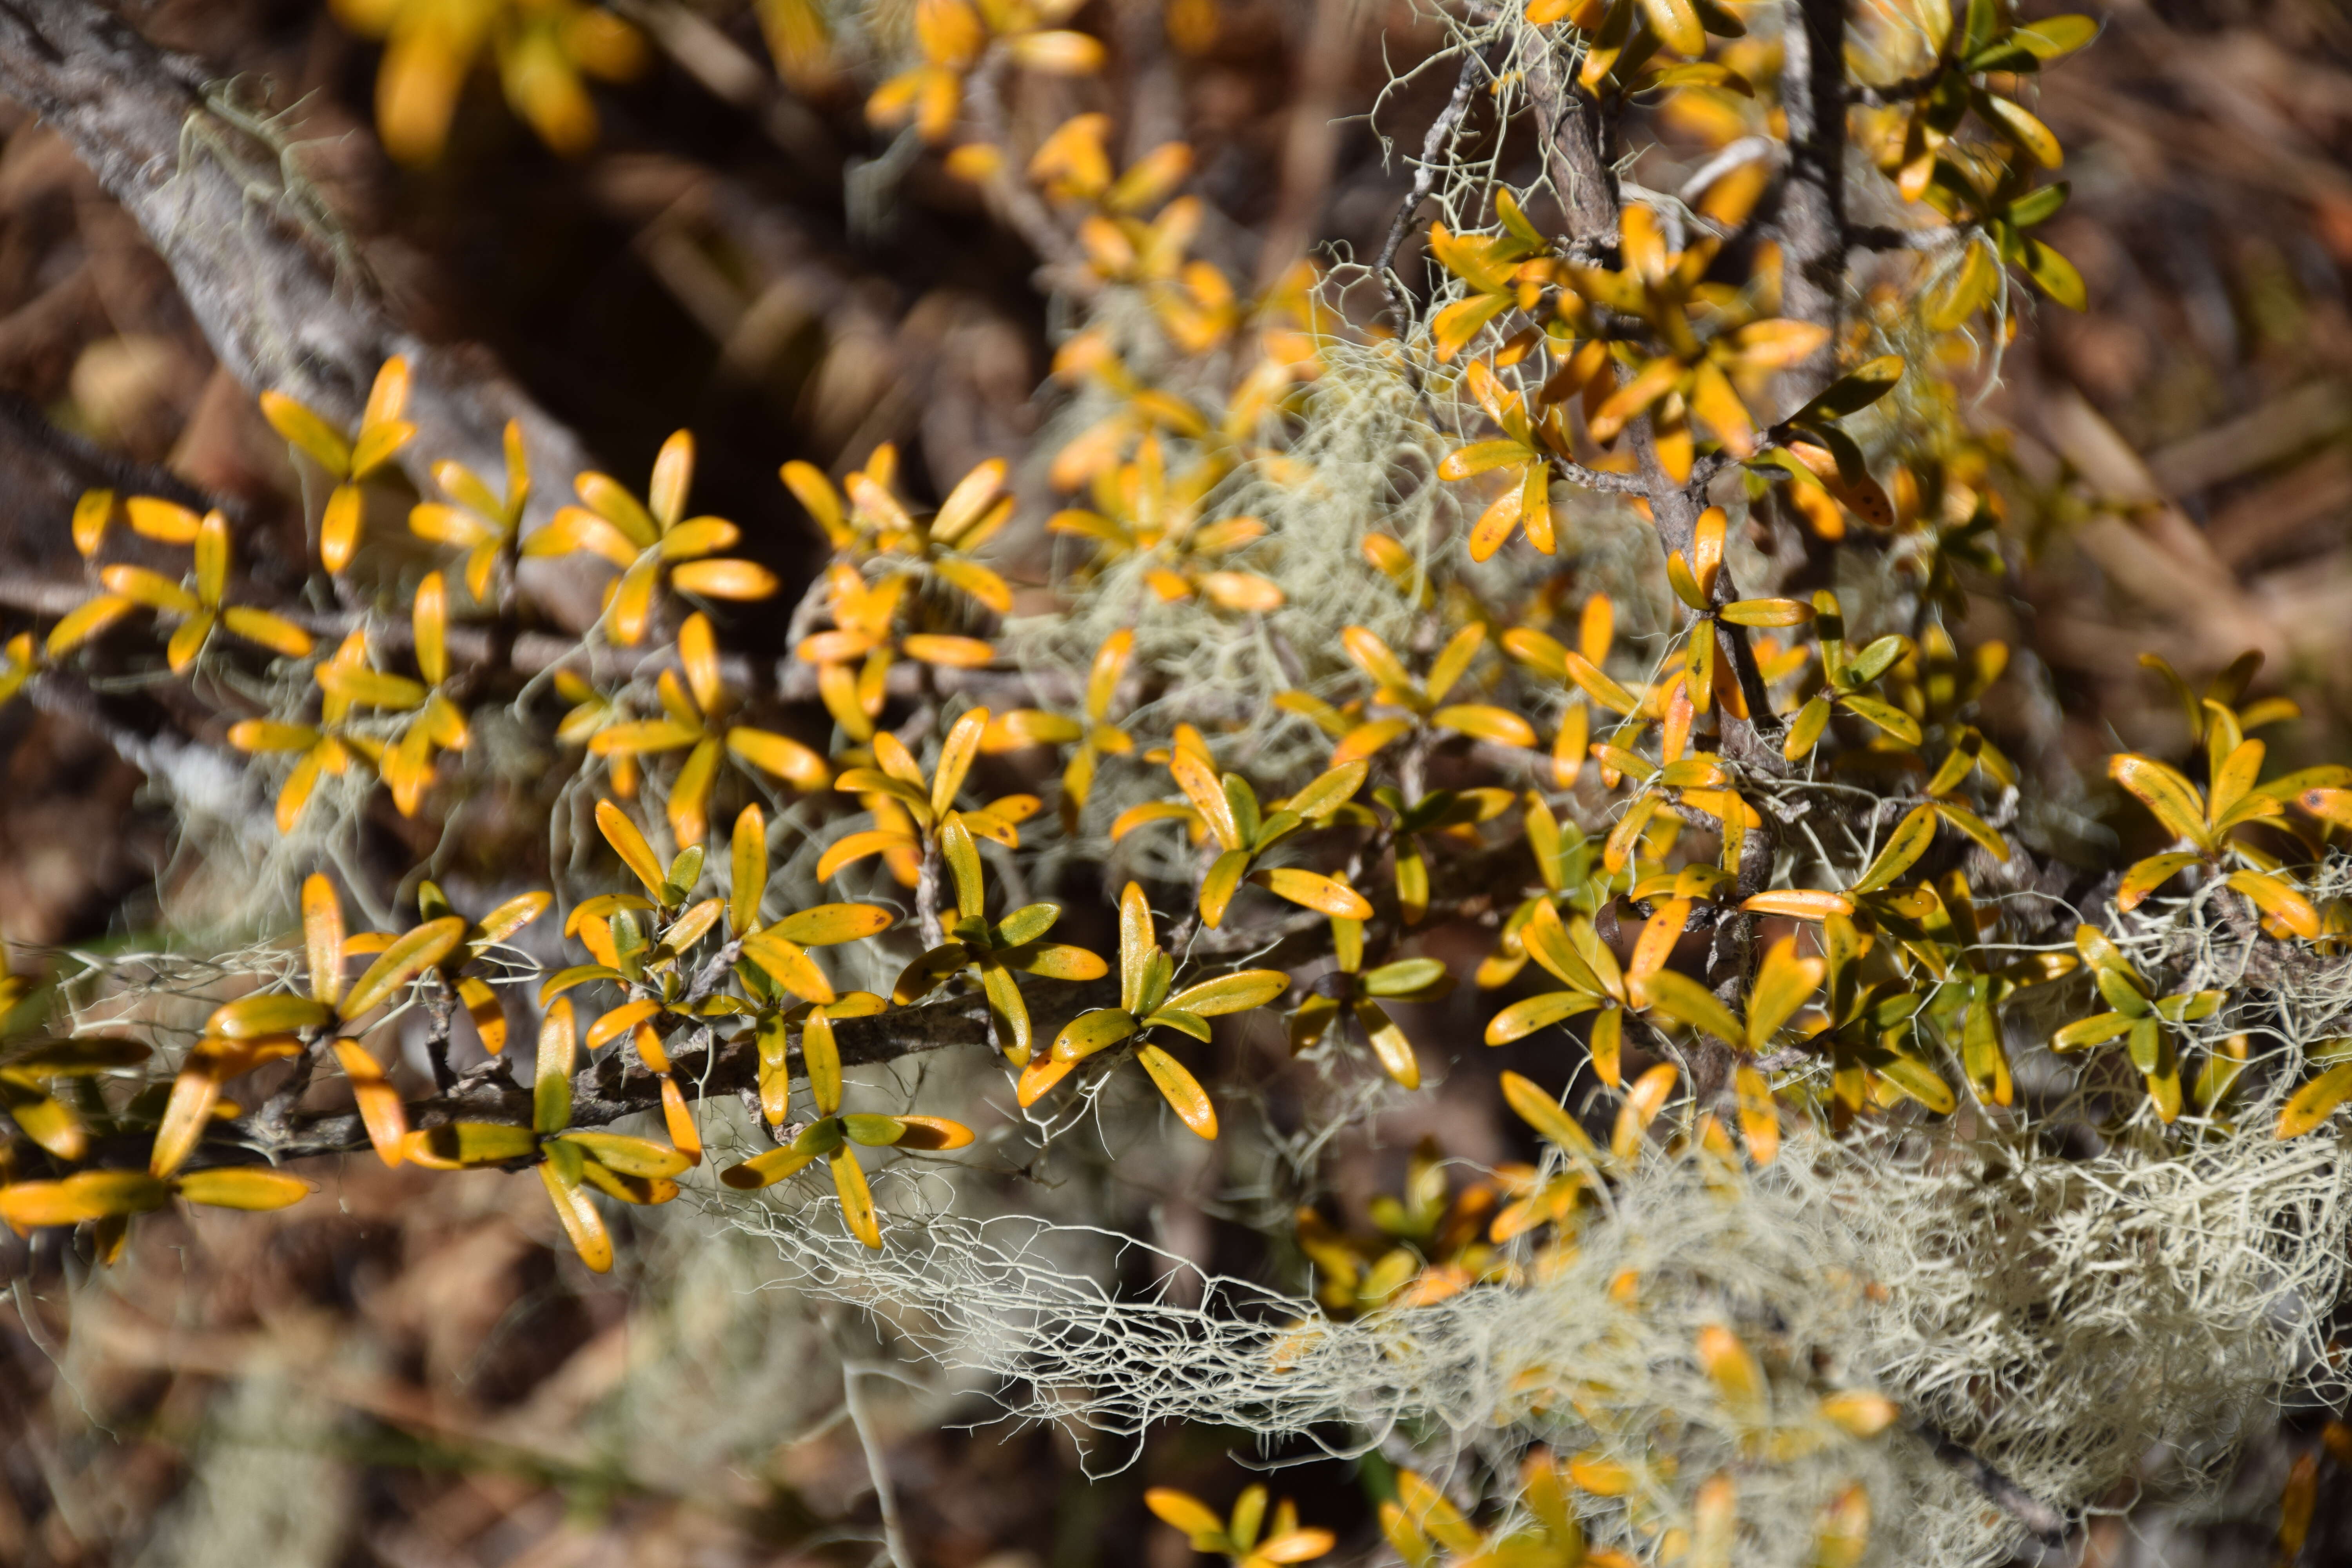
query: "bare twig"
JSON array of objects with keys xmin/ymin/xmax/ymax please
[
  {"xmin": 1378, "ymin": 47, "xmax": 1489, "ymax": 328},
  {"xmin": 1913, "ymin": 1419, "xmax": 2073, "ymax": 1547},
  {"xmin": 137, "ymin": 978, "xmax": 1120, "ymax": 1170}
]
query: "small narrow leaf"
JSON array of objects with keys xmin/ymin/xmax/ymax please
[
  {"xmin": 1849, "ymin": 804, "xmax": 1937, "ymax": 895},
  {"xmin": 339, "ymin": 917, "xmax": 467, "ymax": 1018},
  {"xmin": 1135, "ymin": 1044, "xmax": 1217, "ymax": 1137}
]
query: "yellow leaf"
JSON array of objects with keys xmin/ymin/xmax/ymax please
[
  {"xmin": 1642, "ymin": 970, "xmax": 1742, "ymax": 1045},
  {"xmin": 816, "ymin": 828, "xmax": 920, "ymax": 881},
  {"xmin": 1611, "ymin": 1062, "xmax": 1678, "ymax": 1160},
  {"xmin": 728, "ymin": 804, "xmax": 768, "ymax": 938},
  {"xmin": 1733, "ymin": 1065, "xmax": 1778, "ymax": 1163},
  {"xmin": 1135, "ymin": 1043, "xmax": 1217, "ymax": 1138},
  {"xmin": 149, "ymin": 1067, "xmax": 220, "ymax": 1177},
  {"xmin": 539, "ymin": 1162, "xmax": 614, "ymax": 1272},
  {"xmin": 1352, "ymin": 999, "xmax": 1419, "ymax": 1089},
  {"xmin": 2117, "ymin": 852, "xmax": 2199, "ymax": 911},
  {"xmin": 1250, "ymin": 867, "xmax": 1374, "ymax": 919},
  {"xmin": 209, "ymin": 993, "xmax": 332, "ymax": 1038},
  {"xmin": 1849, "ymin": 804, "xmax": 1938, "ymax": 894},
  {"xmin": 535, "ymin": 997, "xmax": 577, "ymax": 1134},
  {"xmin": 2277, "ymin": 1062, "xmax": 2352, "ymax": 1138},
  {"xmin": 890, "ymin": 1114, "xmax": 973, "ymax": 1151},
  {"xmin": 175, "ymin": 1168, "xmax": 313, "ymax": 1210},
  {"xmin": 1432, "ymin": 292, "xmax": 1514, "ymax": 361},
  {"xmin": 0, "ymin": 1169, "xmax": 170, "ymax": 1228},
  {"xmin": 2280, "ymin": 1451, "xmax": 2318, "ymax": 1559},
  {"xmin": 1813, "ymin": 1483, "xmax": 1871, "ymax": 1568},
  {"xmin": 2299, "ymin": 787, "xmax": 2352, "ymax": 829},
  {"xmin": 2108, "ymin": 754, "xmax": 2214, "ymax": 851},
  {"xmin": 800, "ymin": 1008, "xmax": 843, "ymax": 1117},
  {"xmin": 260, "ymin": 390, "xmax": 353, "ymax": 475},
  {"xmin": 1635, "ymin": 0, "xmax": 1703, "ymax": 53},
  {"xmin": 1505, "ymin": 1072, "xmax": 1599, "ymax": 1161},
  {"xmin": 673, "ymin": 558, "xmax": 781, "ymax": 601},
  {"xmin": 320, "ymin": 484, "xmax": 365, "ymax": 572},
  {"xmin": 742, "ymin": 929, "xmax": 835, "ymax": 1004},
  {"xmin": 720, "ymin": 1143, "xmax": 821, "ymax": 1189},
  {"xmin": 1746, "ymin": 937, "xmax": 1822, "ymax": 1050},
  {"xmin": 1560, "ymin": 650, "xmax": 1641, "ymax": 715},
  {"xmin": 831, "ymin": 1146, "xmax": 882, "ymax": 1247},
  {"xmin": 1169, "ymin": 747, "xmax": 1238, "ymax": 850},
  {"xmin": 2226, "ymin": 870, "xmax": 2320, "ymax": 939},
  {"xmin": 46, "ymin": 593, "xmax": 134, "ymax": 659},
  {"xmin": 1339, "ymin": 626, "xmax": 1414, "ymax": 694},
  {"xmin": 1145, "ymin": 1490, "xmax": 1227, "ymax": 1539},
  {"xmin": 1818, "ymin": 1390, "xmax": 1898, "ymax": 1437},
  {"xmin": 1740, "ymin": 889, "xmax": 1853, "ymax": 920},
  {"xmin": 1718, "ymin": 598, "xmax": 1813, "ymax": 628},
  {"xmin": 1331, "ymin": 717, "xmax": 1414, "ymax": 766},
  {"xmin": 333, "ymin": 1041, "xmax": 407, "ymax": 1166},
  {"xmin": 1691, "ymin": 1473, "xmax": 1736, "ymax": 1568},
  {"xmin": 1432, "ymin": 704, "xmax": 1537, "ymax": 747},
  {"xmin": 1566, "ymin": 1452, "xmax": 1632, "ymax": 1495},
  {"xmin": 769, "ymin": 902, "xmax": 896, "ymax": 946},
  {"xmin": 596, "ymin": 799, "xmax": 669, "ymax": 898},
  {"xmin": 660, "ymin": 1076, "xmax": 701, "ymax": 1163},
  {"xmin": 1163, "ymin": 969, "xmax": 1289, "ymax": 1016},
  {"xmin": 1698, "ymin": 1325, "xmax": 1766, "ymax": 1421},
  {"xmin": 339, "ymin": 916, "xmax": 467, "ymax": 1018},
  {"xmin": 1980, "ymin": 93, "xmax": 2062, "ymax": 168}
]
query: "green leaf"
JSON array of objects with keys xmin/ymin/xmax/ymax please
[
  {"xmin": 1795, "ymin": 355, "xmax": 1904, "ymax": 422},
  {"xmin": 1360, "ymin": 957, "xmax": 1452, "ymax": 998},
  {"xmin": 2003, "ymin": 181, "xmax": 2068, "ymax": 230},
  {"xmin": 1140, "ymin": 1007, "xmax": 1210, "ymax": 1041},
  {"xmin": 993, "ymin": 902, "xmax": 1062, "ymax": 948},
  {"xmin": 2021, "ymin": 237, "xmax": 2085, "ymax": 310}
]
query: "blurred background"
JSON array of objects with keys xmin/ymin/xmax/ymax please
[{"xmin": 1, "ymin": 0, "xmax": 2350, "ymax": 1563}]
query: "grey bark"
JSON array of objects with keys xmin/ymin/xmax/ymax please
[
  {"xmin": 1523, "ymin": 42, "xmax": 1620, "ymax": 260},
  {"xmin": 0, "ymin": 0, "xmax": 606, "ymax": 627},
  {"xmin": 1775, "ymin": 0, "xmax": 1851, "ymax": 373}
]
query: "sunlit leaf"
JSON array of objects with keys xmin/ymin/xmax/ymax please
[
  {"xmin": 340, "ymin": 916, "xmax": 467, "ymax": 1018},
  {"xmin": 176, "ymin": 1168, "xmax": 314, "ymax": 1210}
]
